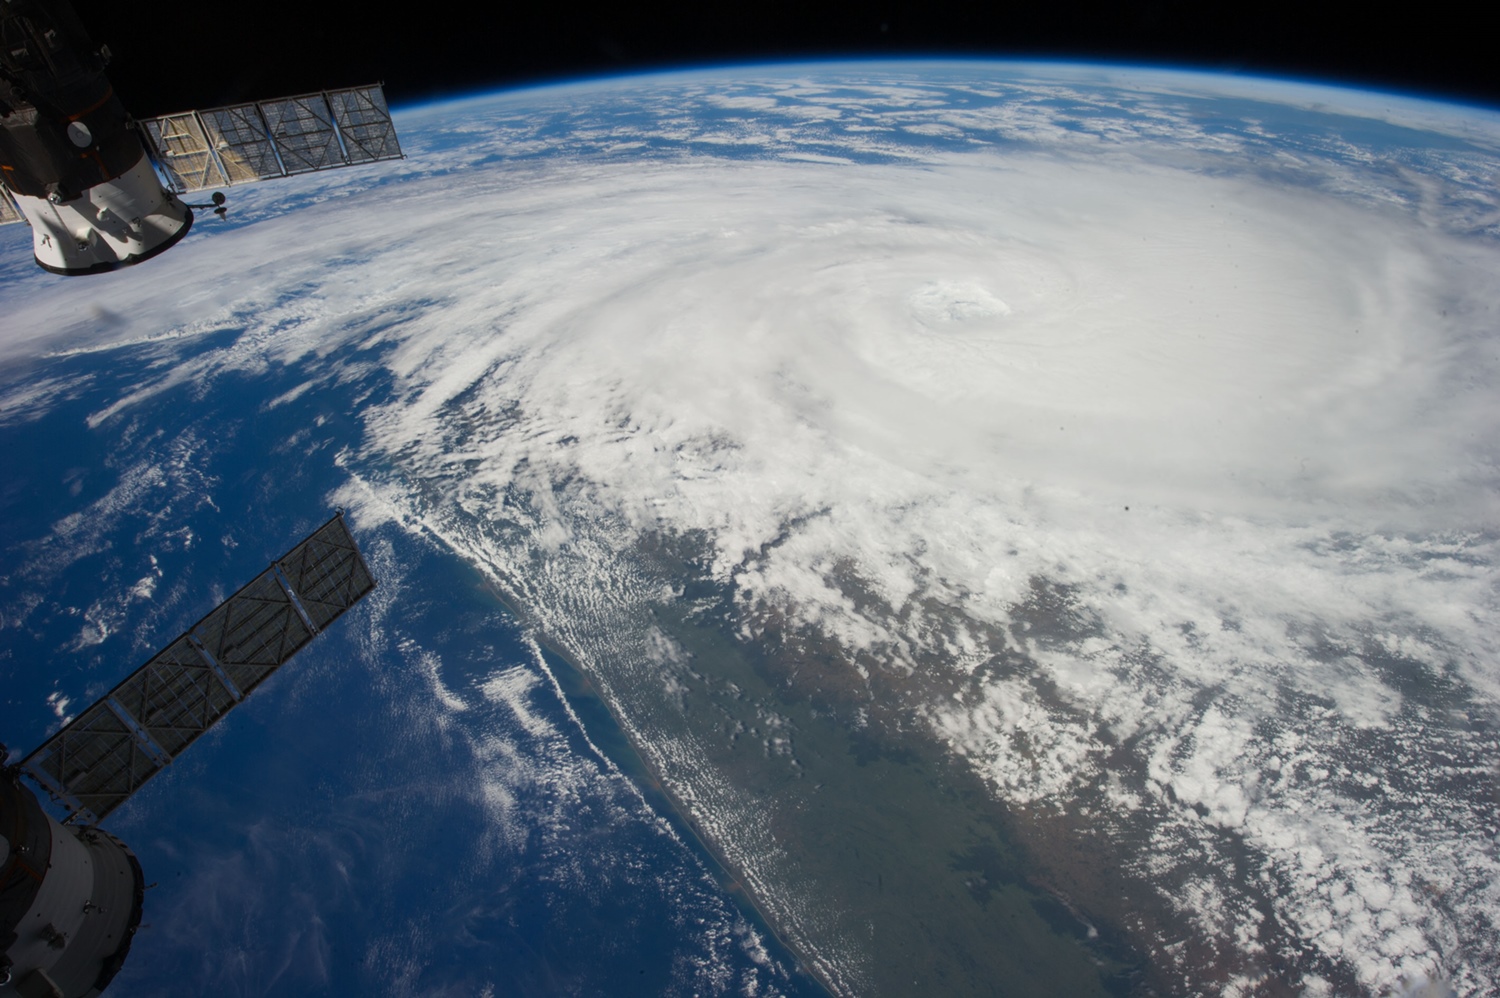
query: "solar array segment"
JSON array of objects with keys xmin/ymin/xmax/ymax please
[
  {"xmin": 136, "ymin": 85, "xmax": 401, "ymax": 194},
  {"xmin": 0, "ymin": 182, "xmax": 21, "ymax": 225},
  {"xmin": 278, "ymin": 514, "xmax": 379, "ymax": 630},
  {"xmin": 325, "ymin": 85, "xmax": 402, "ymax": 164},
  {"xmin": 138, "ymin": 113, "xmax": 225, "ymax": 192},
  {"xmin": 198, "ymin": 104, "xmax": 284, "ymax": 184},
  {"xmin": 260, "ymin": 95, "xmax": 343, "ymax": 174},
  {"xmin": 21, "ymin": 514, "xmax": 376, "ymax": 824}
]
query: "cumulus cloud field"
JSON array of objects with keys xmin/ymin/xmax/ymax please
[{"xmin": 3, "ymin": 63, "xmax": 1498, "ymax": 995}]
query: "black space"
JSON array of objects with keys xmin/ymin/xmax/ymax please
[{"xmin": 69, "ymin": 1, "xmax": 1500, "ymax": 118}]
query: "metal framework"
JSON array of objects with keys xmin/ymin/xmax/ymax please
[
  {"xmin": 21, "ymin": 513, "xmax": 377, "ymax": 825},
  {"xmin": 136, "ymin": 83, "xmax": 402, "ymax": 194},
  {"xmin": 0, "ymin": 181, "xmax": 21, "ymax": 225}
]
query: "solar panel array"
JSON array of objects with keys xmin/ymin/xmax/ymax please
[
  {"xmin": 0, "ymin": 182, "xmax": 21, "ymax": 225},
  {"xmin": 137, "ymin": 84, "xmax": 402, "ymax": 194},
  {"xmin": 22, "ymin": 514, "xmax": 376, "ymax": 825}
]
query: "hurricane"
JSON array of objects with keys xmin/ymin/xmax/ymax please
[{"xmin": 3, "ymin": 63, "xmax": 1499, "ymax": 997}]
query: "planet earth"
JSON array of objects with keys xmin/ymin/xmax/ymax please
[{"xmin": 2, "ymin": 60, "xmax": 1498, "ymax": 997}]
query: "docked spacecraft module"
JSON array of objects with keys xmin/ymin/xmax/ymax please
[{"xmin": 0, "ymin": 0, "xmax": 401, "ymax": 275}]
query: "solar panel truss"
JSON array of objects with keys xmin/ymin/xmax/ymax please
[
  {"xmin": 0, "ymin": 181, "xmax": 22, "ymax": 225},
  {"xmin": 22, "ymin": 513, "xmax": 377, "ymax": 825},
  {"xmin": 276, "ymin": 514, "xmax": 379, "ymax": 631},
  {"xmin": 259, "ymin": 94, "xmax": 343, "ymax": 174},
  {"xmin": 138, "ymin": 112, "xmax": 229, "ymax": 192},
  {"xmin": 324, "ymin": 85, "xmax": 401, "ymax": 164},
  {"xmin": 199, "ymin": 103, "xmax": 285, "ymax": 184},
  {"xmin": 136, "ymin": 84, "xmax": 402, "ymax": 194}
]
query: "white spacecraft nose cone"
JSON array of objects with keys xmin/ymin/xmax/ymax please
[{"xmin": 66, "ymin": 120, "xmax": 93, "ymax": 148}]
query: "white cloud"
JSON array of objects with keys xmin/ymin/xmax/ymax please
[{"xmin": 4, "ymin": 67, "xmax": 1499, "ymax": 994}]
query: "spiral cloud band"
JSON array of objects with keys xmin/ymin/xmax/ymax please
[{"xmin": 4, "ymin": 65, "xmax": 1498, "ymax": 995}]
